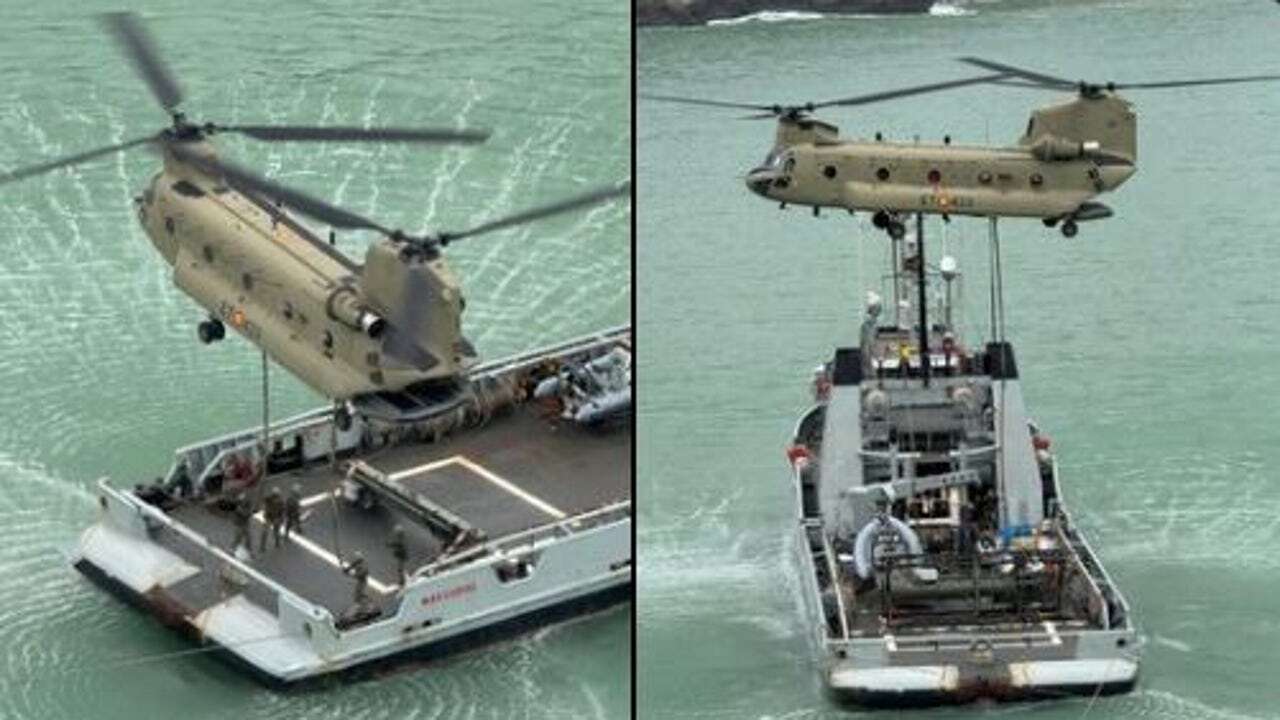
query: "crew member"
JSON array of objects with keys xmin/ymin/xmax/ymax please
[
  {"xmin": 259, "ymin": 488, "xmax": 285, "ymax": 552},
  {"xmin": 284, "ymin": 484, "xmax": 304, "ymax": 538},
  {"xmin": 231, "ymin": 493, "xmax": 254, "ymax": 556},
  {"xmin": 343, "ymin": 552, "xmax": 370, "ymax": 606},
  {"xmin": 387, "ymin": 525, "xmax": 409, "ymax": 586}
]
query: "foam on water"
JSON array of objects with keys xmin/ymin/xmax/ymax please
[
  {"xmin": 707, "ymin": 11, "xmax": 826, "ymax": 26},
  {"xmin": 929, "ymin": 2, "xmax": 977, "ymax": 17}
]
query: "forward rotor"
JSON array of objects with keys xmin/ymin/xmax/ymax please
[
  {"xmin": 642, "ymin": 73, "xmax": 1007, "ymax": 121},
  {"xmin": 1, "ymin": 12, "xmax": 489, "ymax": 188}
]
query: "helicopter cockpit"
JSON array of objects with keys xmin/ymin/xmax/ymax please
[{"xmin": 746, "ymin": 148, "xmax": 793, "ymax": 197}]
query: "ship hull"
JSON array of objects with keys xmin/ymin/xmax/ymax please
[
  {"xmin": 70, "ymin": 327, "xmax": 633, "ymax": 686},
  {"xmin": 74, "ymin": 555, "xmax": 629, "ymax": 688}
]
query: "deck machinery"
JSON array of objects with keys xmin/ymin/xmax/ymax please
[
  {"xmin": 72, "ymin": 327, "xmax": 631, "ymax": 685},
  {"xmin": 786, "ymin": 219, "xmax": 1139, "ymax": 706}
]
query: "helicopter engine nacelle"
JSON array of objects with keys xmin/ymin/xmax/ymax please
[
  {"xmin": 1028, "ymin": 134, "xmax": 1101, "ymax": 161},
  {"xmin": 774, "ymin": 117, "xmax": 840, "ymax": 151},
  {"xmin": 326, "ymin": 286, "xmax": 386, "ymax": 338}
]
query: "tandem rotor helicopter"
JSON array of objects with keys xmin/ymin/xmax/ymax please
[
  {"xmin": 645, "ymin": 58, "xmax": 1280, "ymax": 237},
  {"xmin": 1, "ymin": 13, "xmax": 629, "ymax": 425}
]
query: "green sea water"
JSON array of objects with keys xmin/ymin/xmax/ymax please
[
  {"xmin": 0, "ymin": 1, "xmax": 629, "ymax": 718},
  {"xmin": 638, "ymin": 1, "xmax": 1280, "ymax": 718}
]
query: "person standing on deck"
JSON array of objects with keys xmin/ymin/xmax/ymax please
[
  {"xmin": 231, "ymin": 492, "xmax": 254, "ymax": 556},
  {"xmin": 343, "ymin": 552, "xmax": 370, "ymax": 606},
  {"xmin": 259, "ymin": 488, "xmax": 285, "ymax": 552},
  {"xmin": 387, "ymin": 525, "xmax": 409, "ymax": 586},
  {"xmin": 284, "ymin": 484, "xmax": 304, "ymax": 538}
]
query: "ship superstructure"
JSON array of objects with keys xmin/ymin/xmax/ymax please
[{"xmin": 786, "ymin": 218, "xmax": 1139, "ymax": 705}]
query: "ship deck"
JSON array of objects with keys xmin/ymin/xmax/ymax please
[{"xmin": 149, "ymin": 404, "xmax": 629, "ymax": 621}]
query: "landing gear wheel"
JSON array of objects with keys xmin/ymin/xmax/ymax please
[
  {"xmin": 197, "ymin": 318, "xmax": 225, "ymax": 344},
  {"xmin": 1061, "ymin": 220, "xmax": 1078, "ymax": 238},
  {"xmin": 1042, "ymin": 217, "xmax": 1058, "ymax": 228},
  {"xmin": 888, "ymin": 221, "xmax": 906, "ymax": 240}
]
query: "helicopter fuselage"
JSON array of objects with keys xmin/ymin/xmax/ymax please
[
  {"xmin": 747, "ymin": 94, "xmax": 1137, "ymax": 226},
  {"xmin": 135, "ymin": 141, "xmax": 472, "ymax": 400},
  {"xmin": 750, "ymin": 139, "xmax": 1135, "ymax": 220}
]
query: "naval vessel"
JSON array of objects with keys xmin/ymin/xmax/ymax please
[
  {"xmin": 786, "ymin": 217, "xmax": 1139, "ymax": 706},
  {"xmin": 73, "ymin": 326, "xmax": 631, "ymax": 686}
]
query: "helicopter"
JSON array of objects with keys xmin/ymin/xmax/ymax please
[
  {"xmin": 644, "ymin": 58, "xmax": 1280, "ymax": 237},
  {"xmin": 1, "ymin": 13, "xmax": 629, "ymax": 421}
]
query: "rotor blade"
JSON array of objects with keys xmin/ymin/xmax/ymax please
[
  {"xmin": 169, "ymin": 145, "xmax": 394, "ymax": 234},
  {"xmin": 956, "ymin": 57, "xmax": 1074, "ymax": 89},
  {"xmin": 739, "ymin": 111, "xmax": 780, "ymax": 120},
  {"xmin": 216, "ymin": 124, "xmax": 491, "ymax": 144},
  {"xmin": 988, "ymin": 79, "xmax": 1050, "ymax": 89},
  {"xmin": 1112, "ymin": 74, "xmax": 1280, "ymax": 90},
  {"xmin": 814, "ymin": 74, "xmax": 1008, "ymax": 109},
  {"xmin": 100, "ymin": 12, "xmax": 184, "ymax": 111},
  {"xmin": 641, "ymin": 93, "xmax": 775, "ymax": 112},
  {"xmin": 0, "ymin": 134, "xmax": 157, "ymax": 187},
  {"xmin": 437, "ymin": 182, "xmax": 630, "ymax": 244}
]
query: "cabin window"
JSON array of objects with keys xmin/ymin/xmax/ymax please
[
  {"xmin": 876, "ymin": 167, "xmax": 890, "ymax": 181},
  {"xmin": 1026, "ymin": 117, "xmax": 1035, "ymax": 136},
  {"xmin": 202, "ymin": 245, "xmax": 214, "ymax": 263},
  {"xmin": 927, "ymin": 169, "xmax": 942, "ymax": 184},
  {"xmin": 1030, "ymin": 173, "xmax": 1044, "ymax": 187},
  {"xmin": 165, "ymin": 217, "xmax": 175, "ymax": 235},
  {"xmin": 171, "ymin": 180, "xmax": 204, "ymax": 197},
  {"xmin": 242, "ymin": 273, "xmax": 254, "ymax": 291},
  {"xmin": 978, "ymin": 171, "xmax": 993, "ymax": 184},
  {"xmin": 822, "ymin": 165, "xmax": 837, "ymax": 179}
]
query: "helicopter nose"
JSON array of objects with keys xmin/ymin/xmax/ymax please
[{"xmin": 745, "ymin": 166, "xmax": 780, "ymax": 196}]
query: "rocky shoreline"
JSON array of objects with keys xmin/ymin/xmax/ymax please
[{"xmin": 636, "ymin": 0, "xmax": 937, "ymax": 26}]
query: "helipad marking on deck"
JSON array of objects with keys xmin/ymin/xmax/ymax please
[
  {"xmin": 388, "ymin": 455, "xmax": 567, "ymax": 519},
  {"xmin": 252, "ymin": 499, "xmax": 394, "ymax": 594}
]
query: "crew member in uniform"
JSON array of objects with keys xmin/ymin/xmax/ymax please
[
  {"xmin": 343, "ymin": 552, "xmax": 370, "ymax": 606},
  {"xmin": 259, "ymin": 488, "xmax": 285, "ymax": 552},
  {"xmin": 231, "ymin": 492, "xmax": 254, "ymax": 555},
  {"xmin": 387, "ymin": 525, "xmax": 409, "ymax": 586},
  {"xmin": 284, "ymin": 484, "xmax": 304, "ymax": 538}
]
